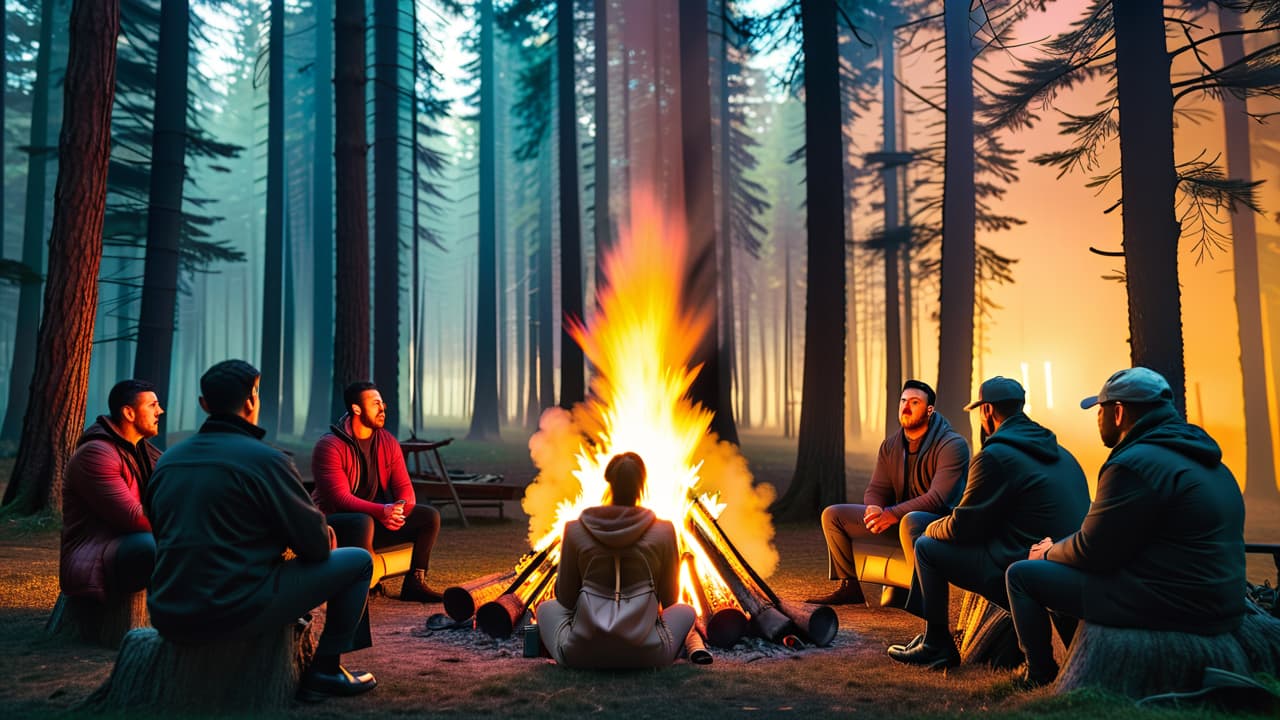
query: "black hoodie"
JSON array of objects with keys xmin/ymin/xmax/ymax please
[
  {"xmin": 1044, "ymin": 402, "xmax": 1246, "ymax": 635},
  {"xmin": 925, "ymin": 413, "xmax": 1090, "ymax": 568}
]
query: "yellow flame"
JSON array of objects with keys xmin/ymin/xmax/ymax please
[{"xmin": 523, "ymin": 190, "xmax": 779, "ymax": 608}]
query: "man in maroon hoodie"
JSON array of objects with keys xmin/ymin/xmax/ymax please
[
  {"xmin": 312, "ymin": 381, "xmax": 442, "ymax": 601},
  {"xmin": 60, "ymin": 379, "xmax": 164, "ymax": 602}
]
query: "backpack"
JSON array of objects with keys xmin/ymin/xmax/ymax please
[{"xmin": 569, "ymin": 541, "xmax": 666, "ymax": 649}]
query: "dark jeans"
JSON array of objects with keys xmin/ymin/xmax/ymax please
[
  {"xmin": 910, "ymin": 530, "xmax": 1008, "ymax": 647},
  {"xmin": 239, "ymin": 547, "xmax": 374, "ymax": 656},
  {"xmin": 327, "ymin": 504, "xmax": 441, "ymax": 572},
  {"xmin": 1005, "ymin": 560, "xmax": 1093, "ymax": 677},
  {"xmin": 105, "ymin": 531, "xmax": 155, "ymax": 595}
]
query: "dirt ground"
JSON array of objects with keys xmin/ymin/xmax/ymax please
[{"xmin": 0, "ymin": 429, "xmax": 1277, "ymax": 718}]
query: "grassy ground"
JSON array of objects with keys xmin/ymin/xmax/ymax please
[{"xmin": 0, "ymin": 432, "xmax": 1277, "ymax": 718}]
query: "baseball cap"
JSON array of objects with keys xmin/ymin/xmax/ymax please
[
  {"xmin": 963, "ymin": 376, "xmax": 1026, "ymax": 411},
  {"xmin": 1079, "ymin": 367, "xmax": 1173, "ymax": 409}
]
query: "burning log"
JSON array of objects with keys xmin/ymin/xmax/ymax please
[
  {"xmin": 682, "ymin": 552, "xmax": 748, "ymax": 648},
  {"xmin": 688, "ymin": 498, "xmax": 838, "ymax": 646},
  {"xmin": 446, "ymin": 540, "xmax": 558, "ymax": 622},
  {"xmin": 475, "ymin": 547, "xmax": 559, "ymax": 639},
  {"xmin": 687, "ymin": 503, "xmax": 795, "ymax": 643}
]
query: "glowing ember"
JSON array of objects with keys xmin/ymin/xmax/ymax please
[{"xmin": 523, "ymin": 191, "xmax": 779, "ymax": 614}]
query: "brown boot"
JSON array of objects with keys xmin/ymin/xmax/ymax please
[
  {"xmin": 804, "ymin": 579, "xmax": 866, "ymax": 606},
  {"xmin": 399, "ymin": 570, "xmax": 444, "ymax": 603}
]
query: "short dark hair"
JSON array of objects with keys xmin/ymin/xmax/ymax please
[
  {"xmin": 604, "ymin": 452, "xmax": 647, "ymax": 507},
  {"xmin": 200, "ymin": 360, "xmax": 260, "ymax": 416},
  {"xmin": 344, "ymin": 381, "xmax": 378, "ymax": 410},
  {"xmin": 989, "ymin": 398, "xmax": 1024, "ymax": 420},
  {"xmin": 902, "ymin": 379, "xmax": 936, "ymax": 407},
  {"xmin": 108, "ymin": 379, "xmax": 157, "ymax": 423},
  {"xmin": 1107, "ymin": 399, "xmax": 1163, "ymax": 424}
]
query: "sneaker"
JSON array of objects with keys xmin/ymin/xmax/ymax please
[
  {"xmin": 297, "ymin": 665, "xmax": 377, "ymax": 702},
  {"xmin": 887, "ymin": 639, "xmax": 961, "ymax": 670},
  {"xmin": 804, "ymin": 579, "xmax": 867, "ymax": 606}
]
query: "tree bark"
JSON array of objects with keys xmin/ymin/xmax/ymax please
[
  {"xmin": 373, "ymin": 0, "xmax": 401, "ymax": 435},
  {"xmin": 538, "ymin": 151, "xmax": 556, "ymax": 410},
  {"xmin": 1218, "ymin": 5, "xmax": 1275, "ymax": 498},
  {"xmin": 257, "ymin": 0, "xmax": 286, "ymax": 438},
  {"xmin": 132, "ymin": 0, "xmax": 190, "ymax": 448},
  {"xmin": 880, "ymin": 23, "xmax": 903, "ymax": 435},
  {"xmin": 1, "ymin": 0, "xmax": 56, "ymax": 447},
  {"xmin": 332, "ymin": 0, "xmax": 371, "ymax": 409},
  {"xmin": 1113, "ymin": 0, "xmax": 1185, "ymax": 415},
  {"xmin": 593, "ymin": 0, "xmax": 611, "ymax": 294},
  {"xmin": 557, "ymin": 0, "xmax": 586, "ymax": 408},
  {"xmin": 715, "ymin": 1, "xmax": 741, "ymax": 442},
  {"xmin": 934, "ymin": 0, "xmax": 976, "ymax": 428},
  {"xmin": 468, "ymin": 0, "xmax": 501, "ymax": 440},
  {"xmin": 2, "ymin": 0, "xmax": 118, "ymax": 514},
  {"xmin": 773, "ymin": 0, "xmax": 846, "ymax": 520},
  {"xmin": 306, "ymin": 0, "xmax": 335, "ymax": 435}
]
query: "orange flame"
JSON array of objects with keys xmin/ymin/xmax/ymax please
[{"xmin": 523, "ymin": 190, "xmax": 779, "ymax": 609}]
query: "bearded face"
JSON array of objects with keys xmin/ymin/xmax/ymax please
[
  {"xmin": 899, "ymin": 389, "xmax": 932, "ymax": 432},
  {"xmin": 1098, "ymin": 402, "xmax": 1122, "ymax": 448}
]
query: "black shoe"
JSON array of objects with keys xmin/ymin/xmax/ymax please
[
  {"xmin": 888, "ymin": 633, "xmax": 924, "ymax": 654},
  {"xmin": 297, "ymin": 666, "xmax": 377, "ymax": 702},
  {"xmin": 804, "ymin": 580, "xmax": 866, "ymax": 606},
  {"xmin": 1011, "ymin": 662, "xmax": 1057, "ymax": 690},
  {"xmin": 887, "ymin": 640, "xmax": 960, "ymax": 670},
  {"xmin": 400, "ymin": 572, "xmax": 445, "ymax": 603}
]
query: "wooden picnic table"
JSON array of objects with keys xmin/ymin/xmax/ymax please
[{"xmin": 400, "ymin": 438, "xmax": 524, "ymax": 527}]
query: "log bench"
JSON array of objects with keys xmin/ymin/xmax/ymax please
[
  {"xmin": 45, "ymin": 591, "xmax": 148, "ymax": 649},
  {"xmin": 86, "ymin": 615, "xmax": 318, "ymax": 713}
]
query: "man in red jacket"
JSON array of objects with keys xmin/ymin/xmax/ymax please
[
  {"xmin": 60, "ymin": 379, "xmax": 164, "ymax": 602},
  {"xmin": 312, "ymin": 381, "xmax": 443, "ymax": 601}
]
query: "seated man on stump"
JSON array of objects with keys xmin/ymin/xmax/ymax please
[
  {"xmin": 60, "ymin": 379, "xmax": 164, "ymax": 607},
  {"xmin": 887, "ymin": 376, "xmax": 1090, "ymax": 670},
  {"xmin": 1005, "ymin": 367, "xmax": 1246, "ymax": 688},
  {"xmin": 808, "ymin": 380, "xmax": 970, "ymax": 606},
  {"xmin": 312, "ymin": 381, "xmax": 443, "ymax": 602},
  {"xmin": 146, "ymin": 360, "xmax": 377, "ymax": 701}
]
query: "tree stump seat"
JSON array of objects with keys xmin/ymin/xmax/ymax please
[
  {"xmin": 955, "ymin": 591, "xmax": 1023, "ymax": 669},
  {"xmin": 86, "ymin": 616, "xmax": 318, "ymax": 714},
  {"xmin": 1055, "ymin": 611, "xmax": 1280, "ymax": 698},
  {"xmin": 45, "ymin": 591, "xmax": 148, "ymax": 649}
]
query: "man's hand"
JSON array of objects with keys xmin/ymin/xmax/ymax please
[
  {"xmin": 864, "ymin": 505, "xmax": 898, "ymax": 534},
  {"xmin": 381, "ymin": 502, "xmax": 406, "ymax": 531},
  {"xmin": 1028, "ymin": 536, "xmax": 1053, "ymax": 561}
]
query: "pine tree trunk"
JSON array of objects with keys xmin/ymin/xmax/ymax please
[
  {"xmin": 538, "ymin": 133, "xmax": 557, "ymax": 410},
  {"xmin": 258, "ymin": 0, "xmax": 286, "ymax": 438},
  {"xmin": 306, "ymin": 0, "xmax": 335, "ymax": 435},
  {"xmin": 468, "ymin": 0, "xmax": 501, "ymax": 440},
  {"xmin": 373, "ymin": 0, "xmax": 401, "ymax": 435},
  {"xmin": 557, "ymin": 0, "xmax": 586, "ymax": 408},
  {"xmin": 773, "ymin": 0, "xmax": 846, "ymax": 520},
  {"xmin": 593, "ymin": 0, "xmax": 611, "ymax": 292},
  {"xmin": 1218, "ymin": 5, "xmax": 1275, "ymax": 499},
  {"xmin": 0, "ymin": 0, "xmax": 56, "ymax": 448},
  {"xmin": 934, "ymin": 0, "xmax": 976, "ymax": 428},
  {"xmin": 2, "ymin": 0, "xmax": 118, "ymax": 514},
  {"xmin": 332, "ymin": 0, "xmax": 371, "ymax": 406},
  {"xmin": 132, "ymin": 0, "xmax": 189, "ymax": 447},
  {"xmin": 715, "ymin": 3, "xmax": 740, "ymax": 442},
  {"xmin": 1112, "ymin": 0, "xmax": 1185, "ymax": 415},
  {"xmin": 881, "ymin": 25, "xmax": 903, "ymax": 435}
]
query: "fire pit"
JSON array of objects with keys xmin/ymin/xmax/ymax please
[{"xmin": 440, "ymin": 194, "xmax": 837, "ymax": 654}]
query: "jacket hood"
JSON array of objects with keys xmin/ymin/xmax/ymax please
[
  {"xmin": 1109, "ymin": 402, "xmax": 1223, "ymax": 468},
  {"xmin": 985, "ymin": 413, "xmax": 1060, "ymax": 462},
  {"xmin": 77, "ymin": 416, "xmax": 131, "ymax": 450},
  {"xmin": 578, "ymin": 505, "xmax": 657, "ymax": 548},
  {"xmin": 914, "ymin": 410, "xmax": 958, "ymax": 454},
  {"xmin": 330, "ymin": 413, "xmax": 357, "ymax": 444}
]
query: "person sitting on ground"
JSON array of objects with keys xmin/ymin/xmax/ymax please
[
  {"xmin": 536, "ymin": 452, "xmax": 697, "ymax": 669},
  {"xmin": 807, "ymin": 380, "xmax": 970, "ymax": 606},
  {"xmin": 146, "ymin": 360, "xmax": 377, "ymax": 702},
  {"xmin": 312, "ymin": 381, "xmax": 443, "ymax": 602},
  {"xmin": 60, "ymin": 379, "xmax": 164, "ymax": 605},
  {"xmin": 1004, "ymin": 367, "xmax": 1246, "ymax": 688},
  {"xmin": 887, "ymin": 376, "xmax": 1090, "ymax": 670}
]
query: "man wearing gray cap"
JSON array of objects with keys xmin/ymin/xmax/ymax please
[
  {"xmin": 1004, "ymin": 367, "xmax": 1246, "ymax": 688},
  {"xmin": 888, "ymin": 376, "xmax": 1091, "ymax": 670}
]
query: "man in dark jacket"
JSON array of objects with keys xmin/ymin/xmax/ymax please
[
  {"xmin": 1005, "ymin": 367, "xmax": 1246, "ymax": 687},
  {"xmin": 147, "ymin": 360, "xmax": 377, "ymax": 702},
  {"xmin": 312, "ymin": 381, "xmax": 443, "ymax": 602},
  {"xmin": 807, "ymin": 380, "xmax": 970, "ymax": 606},
  {"xmin": 887, "ymin": 376, "xmax": 1090, "ymax": 670},
  {"xmin": 60, "ymin": 379, "xmax": 164, "ymax": 602}
]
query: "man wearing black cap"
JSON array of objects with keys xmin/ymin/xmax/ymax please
[
  {"xmin": 806, "ymin": 380, "xmax": 969, "ymax": 606},
  {"xmin": 1004, "ymin": 367, "xmax": 1246, "ymax": 688},
  {"xmin": 887, "ymin": 376, "xmax": 1090, "ymax": 670},
  {"xmin": 146, "ymin": 360, "xmax": 379, "ymax": 702}
]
